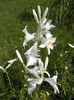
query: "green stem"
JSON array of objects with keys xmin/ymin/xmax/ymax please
[{"xmin": 5, "ymin": 70, "xmax": 12, "ymax": 89}]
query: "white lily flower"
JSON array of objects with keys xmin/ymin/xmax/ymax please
[
  {"xmin": 27, "ymin": 66, "xmax": 41, "ymax": 78},
  {"xmin": 23, "ymin": 26, "xmax": 35, "ymax": 48},
  {"xmin": 38, "ymin": 57, "xmax": 49, "ymax": 75},
  {"xmin": 24, "ymin": 42, "xmax": 39, "ymax": 66},
  {"xmin": 39, "ymin": 33, "xmax": 56, "ymax": 55},
  {"xmin": 33, "ymin": 9, "xmax": 39, "ymax": 23},
  {"xmin": 27, "ymin": 77, "xmax": 43, "ymax": 94},
  {"xmin": 68, "ymin": 43, "xmax": 74, "ymax": 48},
  {"xmin": 0, "ymin": 66, "xmax": 4, "ymax": 71},
  {"xmin": 6, "ymin": 59, "xmax": 16, "ymax": 69},
  {"xmin": 45, "ymin": 71, "xmax": 59, "ymax": 94},
  {"xmin": 41, "ymin": 19, "xmax": 55, "ymax": 34},
  {"xmin": 16, "ymin": 50, "xmax": 24, "ymax": 64}
]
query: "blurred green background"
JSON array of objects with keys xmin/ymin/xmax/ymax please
[{"xmin": 0, "ymin": 0, "xmax": 74, "ymax": 100}]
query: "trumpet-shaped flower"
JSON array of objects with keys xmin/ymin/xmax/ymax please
[
  {"xmin": 27, "ymin": 77, "xmax": 43, "ymax": 94},
  {"xmin": 27, "ymin": 57, "xmax": 59, "ymax": 94},
  {"xmin": 24, "ymin": 42, "xmax": 39, "ymax": 66},
  {"xmin": 23, "ymin": 26, "xmax": 35, "ymax": 48},
  {"xmin": 45, "ymin": 71, "xmax": 59, "ymax": 94},
  {"xmin": 39, "ymin": 33, "xmax": 56, "ymax": 55},
  {"xmin": 38, "ymin": 58, "xmax": 59, "ymax": 94},
  {"xmin": 38, "ymin": 57, "xmax": 50, "ymax": 77},
  {"xmin": 41, "ymin": 18, "xmax": 55, "ymax": 34}
]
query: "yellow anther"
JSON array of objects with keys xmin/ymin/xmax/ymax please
[{"xmin": 48, "ymin": 41, "xmax": 52, "ymax": 46}]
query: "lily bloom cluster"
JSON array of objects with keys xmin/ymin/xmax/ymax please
[
  {"xmin": 16, "ymin": 5, "xmax": 59, "ymax": 94},
  {"xmin": 0, "ymin": 5, "xmax": 59, "ymax": 95}
]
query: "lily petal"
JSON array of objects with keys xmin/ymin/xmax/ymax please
[
  {"xmin": 45, "ymin": 57, "xmax": 48, "ymax": 70},
  {"xmin": 45, "ymin": 78, "xmax": 59, "ymax": 94},
  {"xmin": 27, "ymin": 66, "xmax": 40, "ymax": 78},
  {"xmin": 68, "ymin": 43, "xmax": 74, "ymax": 48},
  {"xmin": 27, "ymin": 78, "xmax": 43, "ymax": 94},
  {"xmin": 27, "ymin": 56, "xmax": 38, "ymax": 66},
  {"xmin": 0, "ymin": 66, "xmax": 4, "ymax": 71},
  {"xmin": 6, "ymin": 59, "xmax": 16, "ymax": 69},
  {"xmin": 45, "ymin": 71, "xmax": 50, "ymax": 77},
  {"xmin": 39, "ymin": 44, "xmax": 46, "ymax": 48}
]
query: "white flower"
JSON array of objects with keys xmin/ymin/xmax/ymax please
[
  {"xmin": 0, "ymin": 66, "xmax": 4, "ymax": 71},
  {"xmin": 23, "ymin": 26, "xmax": 35, "ymax": 48},
  {"xmin": 16, "ymin": 50, "xmax": 24, "ymax": 64},
  {"xmin": 27, "ymin": 66, "xmax": 41, "ymax": 78},
  {"xmin": 27, "ymin": 77, "xmax": 43, "ymax": 94},
  {"xmin": 38, "ymin": 57, "xmax": 50, "ymax": 77},
  {"xmin": 39, "ymin": 33, "xmax": 56, "ymax": 55},
  {"xmin": 27, "ymin": 57, "xmax": 49, "ymax": 79},
  {"xmin": 24, "ymin": 42, "xmax": 39, "ymax": 66},
  {"xmin": 68, "ymin": 43, "xmax": 74, "ymax": 48},
  {"xmin": 6, "ymin": 59, "xmax": 16, "ymax": 69},
  {"xmin": 41, "ymin": 19, "xmax": 55, "ymax": 33},
  {"xmin": 45, "ymin": 71, "xmax": 59, "ymax": 94}
]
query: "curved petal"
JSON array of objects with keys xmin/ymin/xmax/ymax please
[
  {"xmin": 45, "ymin": 32, "xmax": 52, "ymax": 39},
  {"xmin": 23, "ymin": 40, "xmax": 27, "ymax": 48},
  {"xmin": 39, "ymin": 44, "xmax": 46, "ymax": 48},
  {"xmin": 45, "ymin": 71, "xmax": 50, "ymax": 77},
  {"xmin": 45, "ymin": 78, "xmax": 59, "ymax": 94},
  {"xmin": 0, "ymin": 66, "xmax": 4, "ymax": 71},
  {"xmin": 28, "ymin": 82, "xmax": 36, "ymax": 94},
  {"xmin": 6, "ymin": 59, "xmax": 16, "ymax": 69},
  {"xmin": 68, "ymin": 43, "xmax": 74, "ymax": 48},
  {"xmin": 22, "ymin": 26, "xmax": 29, "ymax": 35},
  {"xmin": 27, "ymin": 67, "xmax": 40, "ymax": 78}
]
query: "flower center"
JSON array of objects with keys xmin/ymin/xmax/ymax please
[{"xmin": 48, "ymin": 41, "xmax": 52, "ymax": 46}]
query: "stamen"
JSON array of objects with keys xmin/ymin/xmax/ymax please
[{"xmin": 48, "ymin": 41, "xmax": 52, "ymax": 46}]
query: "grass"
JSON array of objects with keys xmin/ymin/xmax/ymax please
[{"xmin": 0, "ymin": 0, "xmax": 74, "ymax": 100}]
